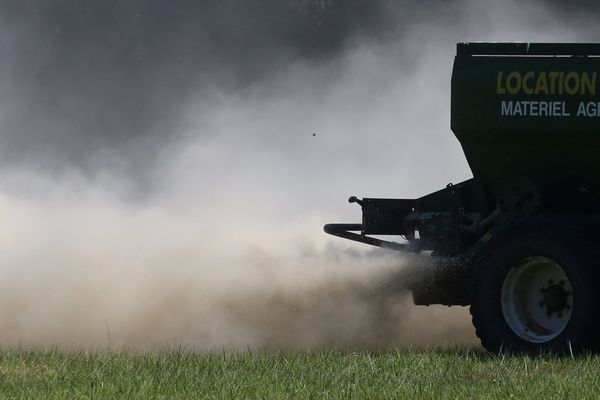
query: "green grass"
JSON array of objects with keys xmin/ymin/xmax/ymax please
[{"xmin": 0, "ymin": 348, "xmax": 599, "ymax": 399}]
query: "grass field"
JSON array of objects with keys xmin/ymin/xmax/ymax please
[{"xmin": 1, "ymin": 349, "xmax": 600, "ymax": 399}]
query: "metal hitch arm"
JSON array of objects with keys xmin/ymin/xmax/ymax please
[{"xmin": 323, "ymin": 223, "xmax": 409, "ymax": 251}]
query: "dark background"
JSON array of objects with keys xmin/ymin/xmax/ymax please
[{"xmin": 0, "ymin": 0, "xmax": 596, "ymax": 179}]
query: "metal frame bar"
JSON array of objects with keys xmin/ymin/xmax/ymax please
[
  {"xmin": 323, "ymin": 223, "xmax": 410, "ymax": 251},
  {"xmin": 457, "ymin": 42, "xmax": 600, "ymax": 56}
]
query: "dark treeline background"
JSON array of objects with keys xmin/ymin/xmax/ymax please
[{"xmin": 0, "ymin": 0, "xmax": 595, "ymax": 177}]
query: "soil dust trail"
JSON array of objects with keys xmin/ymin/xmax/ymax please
[
  {"xmin": 4, "ymin": 0, "xmax": 580, "ymax": 351},
  {"xmin": 0, "ymin": 191, "xmax": 477, "ymax": 351}
]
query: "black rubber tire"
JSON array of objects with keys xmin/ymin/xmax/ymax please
[{"xmin": 470, "ymin": 218, "xmax": 600, "ymax": 355}]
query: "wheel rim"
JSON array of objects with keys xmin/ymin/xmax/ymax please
[{"xmin": 501, "ymin": 256, "xmax": 573, "ymax": 343}]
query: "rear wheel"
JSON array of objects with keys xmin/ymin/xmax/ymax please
[{"xmin": 470, "ymin": 221, "xmax": 599, "ymax": 354}]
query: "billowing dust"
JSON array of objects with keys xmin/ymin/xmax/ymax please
[
  {"xmin": 0, "ymin": 0, "xmax": 552, "ymax": 352},
  {"xmin": 0, "ymin": 189, "xmax": 477, "ymax": 351}
]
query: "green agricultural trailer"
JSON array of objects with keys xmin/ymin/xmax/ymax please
[{"xmin": 325, "ymin": 42, "xmax": 600, "ymax": 354}]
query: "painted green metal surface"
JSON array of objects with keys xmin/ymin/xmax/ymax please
[{"xmin": 451, "ymin": 43, "xmax": 600, "ymax": 212}]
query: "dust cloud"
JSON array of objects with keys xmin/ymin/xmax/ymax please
[
  {"xmin": 0, "ymin": 185, "xmax": 477, "ymax": 351},
  {"xmin": 0, "ymin": 0, "xmax": 591, "ymax": 351}
]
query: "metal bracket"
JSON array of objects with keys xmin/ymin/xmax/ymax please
[{"xmin": 323, "ymin": 223, "xmax": 415, "ymax": 252}]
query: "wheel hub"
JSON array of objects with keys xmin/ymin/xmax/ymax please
[{"xmin": 540, "ymin": 281, "xmax": 571, "ymax": 316}]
